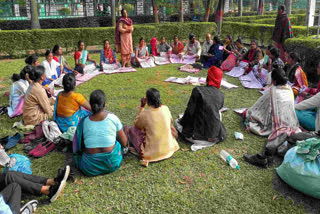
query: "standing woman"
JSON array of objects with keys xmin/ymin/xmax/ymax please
[
  {"xmin": 41, "ymin": 50, "xmax": 61, "ymax": 86},
  {"xmin": 52, "ymin": 45, "xmax": 78, "ymax": 75},
  {"xmin": 115, "ymin": 9, "xmax": 134, "ymax": 67},
  {"xmin": 74, "ymin": 40, "xmax": 97, "ymax": 73}
]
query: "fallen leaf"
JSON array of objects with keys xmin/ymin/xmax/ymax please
[
  {"xmin": 73, "ymin": 189, "xmax": 80, "ymax": 195},
  {"xmin": 179, "ymin": 180, "xmax": 186, "ymax": 184},
  {"xmin": 181, "ymin": 188, "xmax": 188, "ymax": 193},
  {"xmin": 182, "ymin": 148, "xmax": 190, "ymax": 152},
  {"xmin": 272, "ymin": 195, "xmax": 278, "ymax": 200}
]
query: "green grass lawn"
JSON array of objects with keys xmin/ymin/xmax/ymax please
[{"xmin": 0, "ymin": 55, "xmax": 307, "ymax": 213}]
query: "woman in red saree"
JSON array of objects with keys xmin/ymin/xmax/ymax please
[
  {"xmin": 170, "ymin": 35, "xmax": 184, "ymax": 55},
  {"xmin": 115, "ymin": 9, "xmax": 133, "ymax": 67}
]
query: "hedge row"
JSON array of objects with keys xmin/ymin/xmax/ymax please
[
  {"xmin": 285, "ymin": 36, "xmax": 320, "ymax": 85},
  {"xmin": 0, "ymin": 15, "xmax": 155, "ymax": 30},
  {"xmin": 244, "ymin": 14, "xmax": 306, "ymax": 26},
  {"xmin": 0, "ymin": 22, "xmax": 216, "ymax": 56},
  {"xmin": 221, "ymin": 21, "xmax": 316, "ymax": 46}
]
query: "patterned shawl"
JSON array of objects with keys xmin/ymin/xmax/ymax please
[{"xmin": 115, "ymin": 17, "xmax": 133, "ymax": 46}]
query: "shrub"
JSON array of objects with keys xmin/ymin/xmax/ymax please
[
  {"xmin": 59, "ymin": 7, "xmax": 71, "ymax": 16},
  {"xmin": 0, "ymin": 22, "xmax": 216, "ymax": 57}
]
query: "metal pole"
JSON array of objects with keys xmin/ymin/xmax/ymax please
[{"xmin": 111, "ymin": 0, "xmax": 116, "ymax": 26}]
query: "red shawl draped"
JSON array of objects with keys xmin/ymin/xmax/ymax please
[
  {"xmin": 115, "ymin": 17, "xmax": 133, "ymax": 46},
  {"xmin": 104, "ymin": 47, "xmax": 114, "ymax": 64}
]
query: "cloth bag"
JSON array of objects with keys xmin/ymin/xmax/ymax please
[
  {"xmin": 3, "ymin": 154, "xmax": 32, "ymax": 175},
  {"xmin": 276, "ymin": 145, "xmax": 320, "ymax": 199},
  {"xmin": 220, "ymin": 53, "xmax": 237, "ymax": 71}
]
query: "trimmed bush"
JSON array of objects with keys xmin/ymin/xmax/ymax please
[{"xmin": 0, "ymin": 22, "xmax": 216, "ymax": 56}]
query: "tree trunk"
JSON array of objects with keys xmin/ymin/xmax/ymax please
[
  {"xmin": 205, "ymin": 0, "xmax": 211, "ymax": 22},
  {"xmin": 258, "ymin": 0, "xmax": 264, "ymax": 15},
  {"xmin": 30, "ymin": 0, "xmax": 40, "ymax": 29},
  {"xmin": 238, "ymin": 0, "xmax": 242, "ymax": 16},
  {"xmin": 151, "ymin": 0, "xmax": 159, "ymax": 23},
  {"xmin": 285, "ymin": 0, "xmax": 292, "ymax": 15},
  {"xmin": 254, "ymin": 0, "xmax": 258, "ymax": 11},
  {"xmin": 180, "ymin": 0, "xmax": 184, "ymax": 22},
  {"xmin": 111, "ymin": 0, "xmax": 116, "ymax": 26},
  {"xmin": 230, "ymin": 0, "xmax": 233, "ymax": 11},
  {"xmin": 215, "ymin": 0, "xmax": 224, "ymax": 35}
]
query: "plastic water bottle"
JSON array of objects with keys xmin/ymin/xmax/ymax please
[
  {"xmin": 0, "ymin": 149, "xmax": 10, "ymax": 166},
  {"xmin": 220, "ymin": 150, "xmax": 240, "ymax": 170}
]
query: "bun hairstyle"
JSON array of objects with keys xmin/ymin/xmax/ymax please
[
  {"xmin": 289, "ymin": 52, "xmax": 301, "ymax": 63},
  {"xmin": 146, "ymin": 88, "xmax": 161, "ymax": 108},
  {"xmin": 269, "ymin": 47, "xmax": 280, "ymax": 59},
  {"xmin": 45, "ymin": 49, "xmax": 53, "ymax": 57},
  {"xmin": 90, "ymin": 89, "xmax": 105, "ymax": 115},
  {"xmin": 11, "ymin": 73, "xmax": 21, "ymax": 82},
  {"xmin": 52, "ymin": 44, "xmax": 60, "ymax": 55},
  {"xmin": 20, "ymin": 65, "xmax": 33, "ymax": 80},
  {"xmin": 25, "ymin": 54, "xmax": 38, "ymax": 65},
  {"xmin": 213, "ymin": 35, "xmax": 222, "ymax": 45},
  {"xmin": 62, "ymin": 73, "xmax": 76, "ymax": 92},
  {"xmin": 272, "ymin": 67, "xmax": 287, "ymax": 86},
  {"xmin": 29, "ymin": 65, "xmax": 45, "ymax": 82}
]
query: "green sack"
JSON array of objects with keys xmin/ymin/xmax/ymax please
[{"xmin": 276, "ymin": 147, "xmax": 320, "ymax": 199}]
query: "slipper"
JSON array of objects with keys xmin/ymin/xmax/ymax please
[
  {"xmin": 33, "ymin": 141, "xmax": 56, "ymax": 158},
  {"xmin": 0, "ymin": 136, "xmax": 9, "ymax": 147},
  {"xmin": 29, "ymin": 141, "xmax": 51, "ymax": 156},
  {"xmin": 5, "ymin": 133, "xmax": 22, "ymax": 150},
  {"xmin": 20, "ymin": 199, "xmax": 38, "ymax": 214}
]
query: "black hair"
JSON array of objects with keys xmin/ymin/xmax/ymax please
[
  {"xmin": 78, "ymin": 40, "xmax": 84, "ymax": 48},
  {"xmin": 29, "ymin": 65, "xmax": 45, "ymax": 82},
  {"xmin": 235, "ymin": 37, "xmax": 243, "ymax": 45},
  {"xmin": 213, "ymin": 35, "xmax": 221, "ymax": 45},
  {"xmin": 146, "ymin": 88, "xmax": 161, "ymax": 108},
  {"xmin": 139, "ymin": 37, "xmax": 144, "ymax": 43},
  {"xmin": 251, "ymin": 39, "xmax": 258, "ymax": 46},
  {"xmin": 288, "ymin": 52, "xmax": 300, "ymax": 63},
  {"xmin": 75, "ymin": 66, "xmax": 84, "ymax": 74},
  {"xmin": 25, "ymin": 54, "xmax": 38, "ymax": 65},
  {"xmin": 269, "ymin": 47, "xmax": 280, "ymax": 59},
  {"xmin": 52, "ymin": 44, "xmax": 60, "ymax": 55},
  {"xmin": 173, "ymin": 35, "xmax": 178, "ymax": 39},
  {"xmin": 20, "ymin": 65, "xmax": 33, "ymax": 80},
  {"xmin": 11, "ymin": 73, "xmax": 21, "ymax": 82},
  {"xmin": 161, "ymin": 37, "xmax": 165, "ymax": 40},
  {"xmin": 62, "ymin": 73, "xmax": 76, "ymax": 93},
  {"xmin": 121, "ymin": 9, "xmax": 126, "ymax": 16},
  {"xmin": 267, "ymin": 44, "xmax": 273, "ymax": 50},
  {"xmin": 226, "ymin": 35, "xmax": 232, "ymax": 42},
  {"xmin": 90, "ymin": 89, "xmax": 105, "ymax": 115},
  {"xmin": 278, "ymin": 5, "xmax": 285, "ymax": 12},
  {"xmin": 103, "ymin": 39, "xmax": 109, "ymax": 45},
  {"xmin": 45, "ymin": 49, "xmax": 53, "ymax": 57},
  {"xmin": 189, "ymin": 33, "xmax": 195, "ymax": 40},
  {"xmin": 272, "ymin": 67, "xmax": 287, "ymax": 86}
]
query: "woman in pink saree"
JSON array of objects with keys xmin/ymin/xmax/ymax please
[{"xmin": 115, "ymin": 9, "xmax": 134, "ymax": 67}]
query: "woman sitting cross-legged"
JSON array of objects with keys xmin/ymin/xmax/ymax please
[
  {"xmin": 8, "ymin": 65, "xmax": 32, "ymax": 118},
  {"xmin": 176, "ymin": 66, "xmax": 226, "ymax": 151},
  {"xmin": 41, "ymin": 49, "xmax": 61, "ymax": 86},
  {"xmin": 243, "ymin": 68, "xmax": 301, "ymax": 168},
  {"xmin": 129, "ymin": 88, "xmax": 179, "ymax": 163},
  {"xmin": 74, "ymin": 40, "xmax": 97, "ymax": 74},
  {"xmin": 52, "ymin": 44, "xmax": 78, "ymax": 75},
  {"xmin": 100, "ymin": 40, "xmax": 121, "ymax": 71},
  {"xmin": 170, "ymin": 35, "xmax": 184, "ymax": 55},
  {"xmin": 54, "ymin": 73, "xmax": 91, "ymax": 133},
  {"xmin": 286, "ymin": 52, "xmax": 308, "ymax": 96},
  {"xmin": 73, "ymin": 90, "xmax": 128, "ymax": 176},
  {"xmin": 202, "ymin": 36, "xmax": 224, "ymax": 69},
  {"xmin": 23, "ymin": 65, "xmax": 55, "ymax": 126},
  {"xmin": 132, "ymin": 37, "xmax": 153, "ymax": 67}
]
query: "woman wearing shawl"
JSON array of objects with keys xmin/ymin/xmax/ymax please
[
  {"xmin": 203, "ymin": 36, "xmax": 224, "ymax": 69},
  {"xmin": 272, "ymin": 5, "xmax": 292, "ymax": 63},
  {"xmin": 115, "ymin": 9, "xmax": 134, "ymax": 67},
  {"xmin": 129, "ymin": 88, "xmax": 179, "ymax": 164},
  {"xmin": 171, "ymin": 35, "xmax": 184, "ymax": 55},
  {"xmin": 286, "ymin": 52, "xmax": 308, "ymax": 96},
  {"xmin": 73, "ymin": 90, "xmax": 127, "ymax": 176},
  {"xmin": 100, "ymin": 40, "xmax": 120, "ymax": 70},
  {"xmin": 178, "ymin": 66, "xmax": 226, "ymax": 145},
  {"xmin": 74, "ymin": 40, "xmax": 97, "ymax": 74},
  {"xmin": 149, "ymin": 37, "xmax": 158, "ymax": 56},
  {"xmin": 223, "ymin": 35, "xmax": 235, "ymax": 61},
  {"xmin": 8, "ymin": 66, "xmax": 32, "ymax": 118},
  {"xmin": 53, "ymin": 45, "xmax": 78, "ymax": 75},
  {"xmin": 243, "ymin": 68, "xmax": 301, "ymax": 168},
  {"xmin": 54, "ymin": 73, "xmax": 91, "ymax": 133}
]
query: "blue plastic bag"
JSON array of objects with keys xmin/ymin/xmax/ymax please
[
  {"xmin": 3, "ymin": 154, "xmax": 32, "ymax": 175},
  {"xmin": 276, "ymin": 147, "xmax": 320, "ymax": 199}
]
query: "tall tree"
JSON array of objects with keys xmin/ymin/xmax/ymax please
[
  {"xmin": 215, "ymin": 0, "xmax": 225, "ymax": 35},
  {"xmin": 205, "ymin": 0, "xmax": 212, "ymax": 22},
  {"xmin": 180, "ymin": 0, "xmax": 184, "ymax": 23},
  {"xmin": 30, "ymin": 0, "xmax": 40, "ymax": 29},
  {"xmin": 258, "ymin": 0, "xmax": 264, "ymax": 15},
  {"xmin": 285, "ymin": 0, "xmax": 292, "ymax": 15},
  {"xmin": 111, "ymin": 0, "xmax": 116, "ymax": 26},
  {"xmin": 151, "ymin": 0, "xmax": 159, "ymax": 23},
  {"xmin": 238, "ymin": 0, "xmax": 242, "ymax": 16}
]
